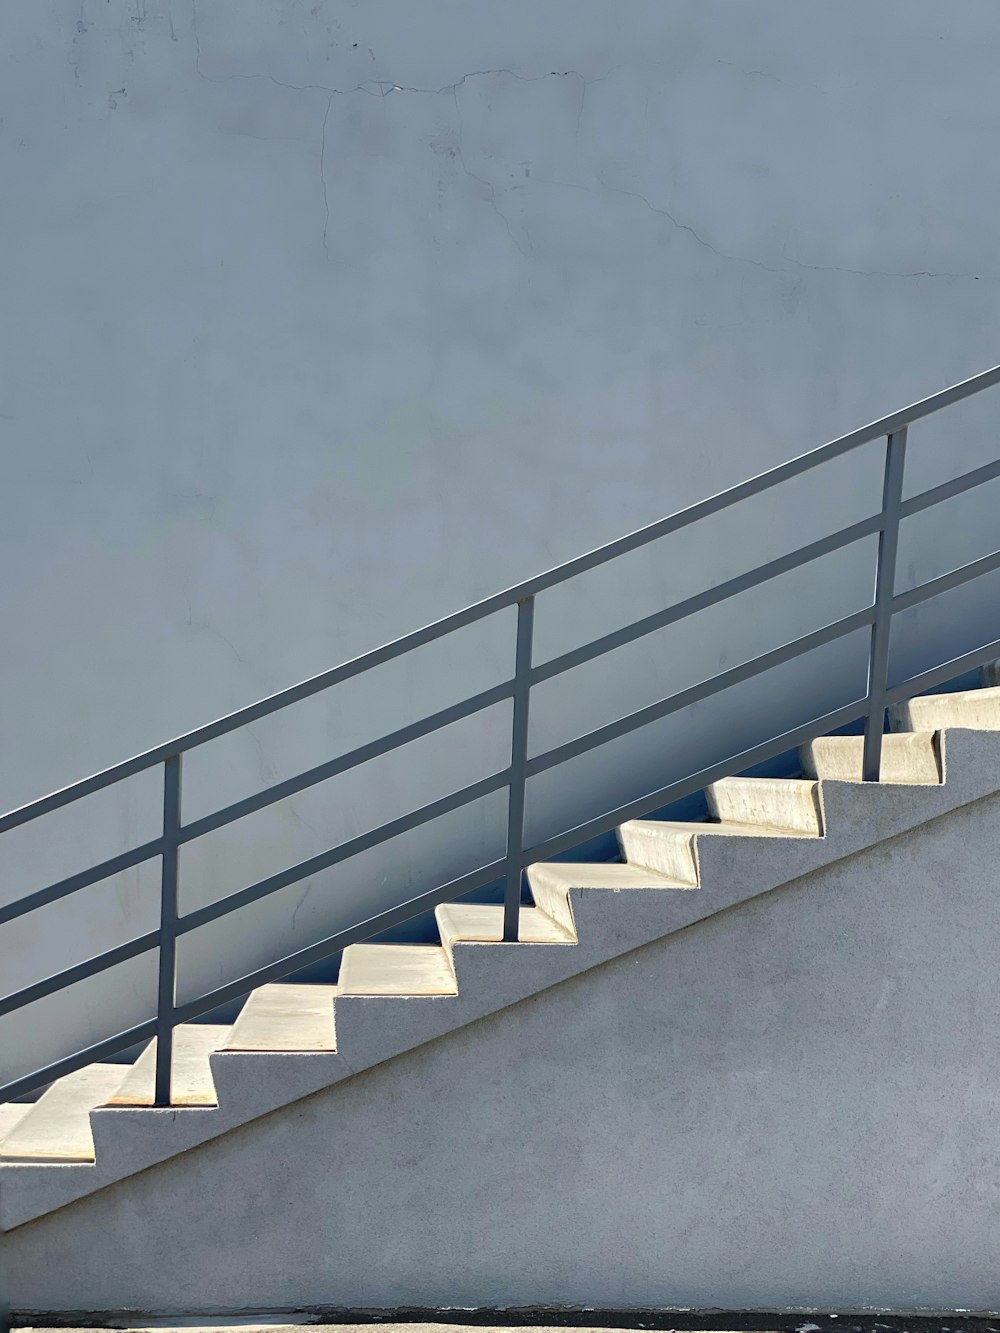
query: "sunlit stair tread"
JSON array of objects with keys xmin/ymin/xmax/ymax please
[
  {"xmin": 625, "ymin": 818, "xmax": 818, "ymax": 839},
  {"xmin": 435, "ymin": 902, "xmax": 575, "ymax": 948},
  {"xmin": 106, "ymin": 1025, "xmax": 229, "ymax": 1107},
  {"xmin": 224, "ymin": 983, "xmax": 338, "ymax": 1052},
  {"xmin": 528, "ymin": 861, "xmax": 694, "ymax": 890},
  {"xmin": 891, "ymin": 684, "xmax": 1000, "ymax": 732},
  {"xmin": 802, "ymin": 731, "xmax": 941, "ymax": 784},
  {"xmin": 706, "ymin": 775, "xmax": 822, "ymax": 834},
  {"xmin": 0, "ymin": 1064, "xmax": 126, "ymax": 1162},
  {"xmin": 338, "ymin": 943, "xmax": 458, "ymax": 996},
  {"xmin": 0, "ymin": 1103, "xmax": 33, "ymax": 1143},
  {"xmin": 618, "ymin": 816, "xmax": 818, "ymax": 884},
  {"xmin": 526, "ymin": 859, "xmax": 697, "ymax": 932}
]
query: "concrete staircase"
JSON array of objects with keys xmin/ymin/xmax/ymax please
[{"xmin": 3, "ymin": 668, "xmax": 1000, "ymax": 1235}]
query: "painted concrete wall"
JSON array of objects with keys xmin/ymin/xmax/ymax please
[
  {"xmin": 9, "ymin": 789, "xmax": 1000, "ymax": 1315},
  {"xmin": 3, "ymin": 0, "xmax": 1000, "ymax": 1083}
]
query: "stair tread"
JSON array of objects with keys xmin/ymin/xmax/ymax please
[
  {"xmin": 528, "ymin": 861, "xmax": 694, "ymax": 890},
  {"xmin": 436, "ymin": 903, "xmax": 576, "ymax": 946},
  {"xmin": 0, "ymin": 1103, "xmax": 33, "ymax": 1142},
  {"xmin": 712, "ymin": 776, "xmax": 818, "ymax": 794},
  {"xmin": 919, "ymin": 684, "xmax": 1000, "ymax": 707},
  {"xmin": 804, "ymin": 732, "xmax": 941, "ymax": 784},
  {"xmin": 0, "ymin": 1064, "xmax": 126, "ymax": 1161},
  {"xmin": 894, "ymin": 684, "xmax": 1000, "ymax": 730},
  {"xmin": 707, "ymin": 775, "xmax": 822, "ymax": 834},
  {"xmin": 225, "ymin": 983, "xmax": 338, "ymax": 1052},
  {"xmin": 107, "ymin": 1025, "xmax": 229, "ymax": 1107},
  {"xmin": 339, "ymin": 944, "xmax": 457, "ymax": 996},
  {"xmin": 623, "ymin": 818, "xmax": 818, "ymax": 839}
]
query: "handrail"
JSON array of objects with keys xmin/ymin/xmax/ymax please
[
  {"xmin": 2, "ymin": 362, "xmax": 1000, "ymax": 1106},
  {"xmin": 4, "ymin": 360, "xmax": 1000, "ymax": 838}
]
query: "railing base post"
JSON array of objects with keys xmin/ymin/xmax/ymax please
[
  {"xmin": 154, "ymin": 753, "xmax": 182, "ymax": 1107},
  {"xmin": 504, "ymin": 598, "xmax": 535, "ymax": 942},
  {"xmin": 863, "ymin": 428, "xmax": 908, "ymax": 781}
]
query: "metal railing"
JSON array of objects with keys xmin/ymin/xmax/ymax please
[{"xmin": 3, "ymin": 364, "xmax": 1000, "ymax": 1106}]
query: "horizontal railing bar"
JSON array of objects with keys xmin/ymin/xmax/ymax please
[
  {"xmin": 892, "ymin": 549, "xmax": 1000, "ymax": 614},
  {"xmin": 0, "ymin": 689, "xmax": 514, "ymax": 921},
  {"xmin": 174, "ymin": 858, "xmax": 506, "ymax": 1025},
  {"xmin": 0, "ymin": 1018, "xmax": 158, "ymax": 1105},
  {"xmin": 179, "ymin": 680, "xmax": 515, "ymax": 846},
  {"xmin": 884, "ymin": 635, "xmax": 1000, "ymax": 707},
  {"xmin": 532, "ymin": 513, "xmax": 884, "ymax": 685},
  {"xmin": 900, "ymin": 457, "xmax": 1000, "ymax": 519},
  {"xmin": 858, "ymin": 362, "xmax": 1000, "ymax": 434},
  {"xmin": 0, "ymin": 666, "xmax": 513, "ymax": 838},
  {"xmin": 176, "ymin": 769, "xmax": 512, "ymax": 936},
  {"xmin": 507, "ymin": 363, "xmax": 1000, "ymax": 613},
  {"xmin": 527, "ymin": 608, "xmax": 875, "ymax": 779},
  {"xmin": 5, "ymin": 364, "xmax": 997, "ymax": 836},
  {"xmin": 9, "ymin": 642, "xmax": 999, "ymax": 1098},
  {"xmin": 525, "ymin": 699, "xmax": 868, "ymax": 865},
  {"xmin": 0, "ymin": 837, "xmax": 165, "ymax": 927},
  {"xmin": 0, "ymin": 932, "xmax": 160, "ymax": 1019},
  {"xmin": 0, "ymin": 756, "xmax": 177, "ymax": 838}
]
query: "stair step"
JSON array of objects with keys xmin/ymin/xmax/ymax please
[
  {"xmin": 802, "ymin": 732, "xmax": 941, "ymax": 784},
  {"xmin": 618, "ymin": 818, "xmax": 816, "ymax": 882},
  {"xmin": 338, "ymin": 944, "xmax": 458, "ymax": 996},
  {"xmin": 527, "ymin": 861, "xmax": 694, "ymax": 932},
  {"xmin": 891, "ymin": 684, "xmax": 1000, "ymax": 733},
  {"xmin": 107, "ymin": 1025, "xmax": 229, "ymax": 1107},
  {"xmin": 224, "ymin": 983, "xmax": 338, "ymax": 1052},
  {"xmin": 0, "ymin": 1103, "xmax": 33, "ymax": 1143},
  {"xmin": 706, "ymin": 776, "xmax": 822, "ymax": 834},
  {"xmin": 0, "ymin": 1064, "xmax": 126, "ymax": 1162},
  {"xmin": 435, "ymin": 902, "xmax": 575, "ymax": 948}
]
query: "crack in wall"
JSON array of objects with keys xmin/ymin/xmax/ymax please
[
  {"xmin": 782, "ymin": 244, "xmax": 986, "ymax": 282},
  {"xmin": 193, "ymin": 17, "xmax": 595, "ymax": 105},
  {"xmin": 320, "ymin": 92, "xmax": 333, "ymax": 260},
  {"xmin": 191, "ymin": 3, "xmax": 595, "ymax": 259},
  {"xmin": 188, "ymin": 2, "xmax": 992, "ymax": 280},
  {"xmin": 538, "ymin": 176, "xmax": 783, "ymax": 277},
  {"xmin": 451, "ymin": 87, "xmax": 528, "ymax": 258},
  {"xmin": 715, "ymin": 58, "xmax": 785, "ymax": 84},
  {"xmin": 536, "ymin": 177, "xmax": 992, "ymax": 283}
]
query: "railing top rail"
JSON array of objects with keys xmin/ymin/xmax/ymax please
[{"xmin": 2, "ymin": 360, "xmax": 999, "ymax": 837}]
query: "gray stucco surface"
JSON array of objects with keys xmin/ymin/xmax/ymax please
[
  {"xmin": 3, "ymin": 1, "xmax": 1000, "ymax": 1090},
  {"xmin": 9, "ymin": 787, "xmax": 1000, "ymax": 1316}
]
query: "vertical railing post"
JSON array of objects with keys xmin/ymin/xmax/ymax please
[
  {"xmin": 504, "ymin": 597, "xmax": 535, "ymax": 942},
  {"xmin": 862, "ymin": 428, "xmax": 908, "ymax": 781},
  {"xmin": 154, "ymin": 752, "xmax": 182, "ymax": 1107}
]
